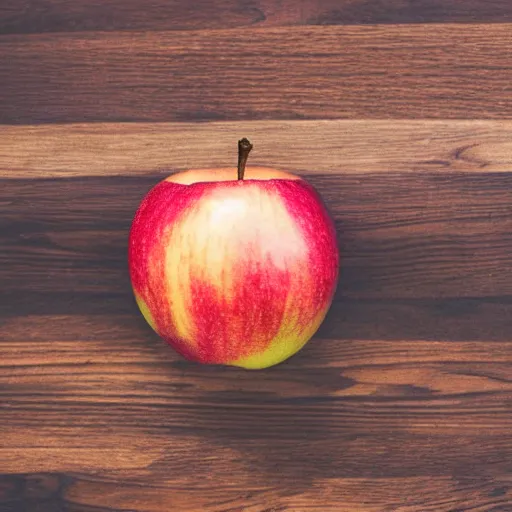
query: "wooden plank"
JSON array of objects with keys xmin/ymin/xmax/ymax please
[
  {"xmin": 2, "ymin": 335, "xmax": 512, "ymax": 438},
  {"xmin": 1, "ymin": 0, "xmax": 512, "ymax": 35},
  {"xmin": 1, "ymin": 171, "xmax": 511, "ymax": 300},
  {"xmin": 2, "ymin": 430, "xmax": 512, "ymax": 477},
  {"xmin": 2, "ymin": 121, "xmax": 512, "ymax": 178},
  {"xmin": 58, "ymin": 475, "xmax": 512, "ymax": 512},
  {"xmin": 1, "ymin": 24, "xmax": 511, "ymax": 123},
  {"xmin": 4, "ymin": 386, "xmax": 509, "ymax": 436},
  {"xmin": 1, "ymin": 472, "xmax": 511, "ymax": 511},
  {"xmin": 5, "ymin": 350, "xmax": 512, "ymax": 408}
]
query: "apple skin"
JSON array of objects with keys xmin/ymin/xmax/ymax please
[{"xmin": 128, "ymin": 166, "xmax": 339, "ymax": 369}]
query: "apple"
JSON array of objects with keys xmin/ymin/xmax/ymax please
[{"xmin": 128, "ymin": 138, "xmax": 339, "ymax": 369}]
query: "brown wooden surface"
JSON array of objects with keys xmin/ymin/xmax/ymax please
[
  {"xmin": 2, "ymin": 0, "xmax": 512, "ymax": 34},
  {"xmin": 2, "ymin": 24, "xmax": 512, "ymax": 124},
  {"xmin": 1, "ymin": 2, "xmax": 512, "ymax": 511}
]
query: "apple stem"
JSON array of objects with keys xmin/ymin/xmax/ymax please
[{"xmin": 237, "ymin": 138, "xmax": 253, "ymax": 180}]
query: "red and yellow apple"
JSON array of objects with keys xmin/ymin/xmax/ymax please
[{"xmin": 128, "ymin": 139, "xmax": 339, "ymax": 369}]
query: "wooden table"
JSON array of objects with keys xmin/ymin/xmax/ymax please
[{"xmin": 1, "ymin": 2, "xmax": 512, "ymax": 511}]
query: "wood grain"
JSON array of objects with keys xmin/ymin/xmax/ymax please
[
  {"xmin": 1, "ymin": 472, "xmax": 511, "ymax": 512},
  {"xmin": 2, "ymin": 163, "xmax": 511, "ymax": 509},
  {"xmin": 3, "ymin": 121, "xmax": 512, "ymax": 178},
  {"xmin": 2, "ymin": 329, "xmax": 512, "ymax": 509},
  {"xmin": 2, "ymin": 308, "xmax": 512, "ymax": 496},
  {"xmin": 1, "ymin": 24, "xmax": 512, "ymax": 123},
  {"xmin": 1, "ymin": 2, "xmax": 512, "ymax": 510},
  {"xmin": 1, "ymin": 0, "xmax": 512, "ymax": 35}
]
